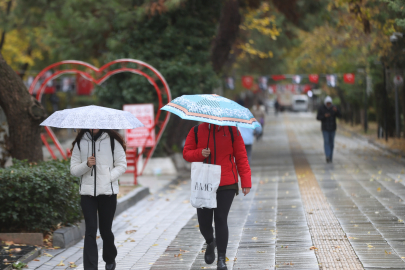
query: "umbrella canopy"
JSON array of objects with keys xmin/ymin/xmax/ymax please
[
  {"xmin": 40, "ymin": 105, "xmax": 144, "ymax": 129},
  {"xmin": 161, "ymin": 94, "xmax": 260, "ymax": 129}
]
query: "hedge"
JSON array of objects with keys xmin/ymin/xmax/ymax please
[{"xmin": 0, "ymin": 159, "xmax": 82, "ymax": 233}]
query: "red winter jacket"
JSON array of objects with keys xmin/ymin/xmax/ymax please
[{"xmin": 183, "ymin": 123, "xmax": 251, "ymax": 188}]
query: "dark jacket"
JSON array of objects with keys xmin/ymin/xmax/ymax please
[
  {"xmin": 316, "ymin": 105, "xmax": 342, "ymax": 131},
  {"xmin": 183, "ymin": 123, "xmax": 251, "ymax": 188}
]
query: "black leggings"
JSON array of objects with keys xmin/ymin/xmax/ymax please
[
  {"xmin": 197, "ymin": 189, "xmax": 236, "ymax": 254},
  {"xmin": 81, "ymin": 195, "xmax": 117, "ymax": 270}
]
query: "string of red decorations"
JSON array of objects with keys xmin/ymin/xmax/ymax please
[{"xmin": 235, "ymin": 73, "xmax": 356, "ymax": 90}]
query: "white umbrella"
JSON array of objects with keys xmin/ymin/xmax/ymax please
[
  {"xmin": 40, "ymin": 105, "xmax": 144, "ymax": 169},
  {"xmin": 40, "ymin": 105, "xmax": 144, "ymax": 129}
]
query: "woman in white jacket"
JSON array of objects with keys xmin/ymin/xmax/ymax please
[{"xmin": 70, "ymin": 129, "xmax": 127, "ymax": 270}]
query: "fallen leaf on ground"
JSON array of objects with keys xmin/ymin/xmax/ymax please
[
  {"xmin": 252, "ymin": 237, "xmax": 258, "ymax": 240},
  {"xmin": 194, "ymin": 225, "xmax": 199, "ymax": 227},
  {"xmin": 69, "ymin": 262, "xmax": 77, "ymax": 268},
  {"xmin": 309, "ymin": 246, "xmax": 317, "ymax": 250},
  {"xmin": 34, "ymin": 259, "xmax": 40, "ymax": 261},
  {"xmin": 377, "ymin": 187, "xmax": 381, "ymax": 192},
  {"xmin": 152, "ymin": 244, "xmax": 158, "ymax": 246},
  {"xmin": 56, "ymin": 260, "xmax": 65, "ymax": 266},
  {"xmin": 226, "ymin": 257, "xmax": 229, "ymax": 262},
  {"xmin": 44, "ymin": 253, "xmax": 53, "ymax": 257},
  {"xmin": 125, "ymin": 230, "xmax": 137, "ymax": 234},
  {"xmin": 367, "ymin": 244, "xmax": 374, "ymax": 248},
  {"xmin": 174, "ymin": 253, "xmax": 182, "ymax": 257}
]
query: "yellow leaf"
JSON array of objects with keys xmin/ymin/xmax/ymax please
[
  {"xmin": 152, "ymin": 244, "xmax": 158, "ymax": 246},
  {"xmin": 56, "ymin": 260, "xmax": 65, "ymax": 266},
  {"xmin": 367, "ymin": 244, "xmax": 374, "ymax": 248},
  {"xmin": 377, "ymin": 187, "xmax": 381, "ymax": 192},
  {"xmin": 44, "ymin": 253, "xmax": 53, "ymax": 257},
  {"xmin": 252, "ymin": 237, "xmax": 258, "ymax": 240},
  {"xmin": 226, "ymin": 257, "xmax": 229, "ymax": 262}
]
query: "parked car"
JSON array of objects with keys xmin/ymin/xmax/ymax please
[{"xmin": 291, "ymin": 95, "xmax": 309, "ymax": 112}]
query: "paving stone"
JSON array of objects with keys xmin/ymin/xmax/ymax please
[{"xmin": 27, "ymin": 112, "xmax": 405, "ymax": 269}]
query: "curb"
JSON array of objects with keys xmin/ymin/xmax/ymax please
[
  {"xmin": 53, "ymin": 186, "xmax": 149, "ymax": 249},
  {"xmin": 339, "ymin": 125, "xmax": 405, "ymax": 162},
  {"xmin": 4, "ymin": 247, "xmax": 42, "ymax": 270}
]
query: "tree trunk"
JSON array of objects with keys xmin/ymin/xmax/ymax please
[
  {"xmin": 210, "ymin": 0, "xmax": 241, "ymax": 73},
  {"xmin": 402, "ymin": 81, "xmax": 405, "ymax": 138},
  {"xmin": 0, "ymin": 52, "xmax": 46, "ymax": 162}
]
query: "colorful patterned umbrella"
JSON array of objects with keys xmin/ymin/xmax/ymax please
[{"xmin": 161, "ymin": 94, "xmax": 260, "ymax": 129}]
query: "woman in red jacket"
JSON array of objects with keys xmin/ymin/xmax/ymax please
[{"xmin": 183, "ymin": 123, "xmax": 251, "ymax": 270}]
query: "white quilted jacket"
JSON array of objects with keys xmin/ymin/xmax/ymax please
[{"xmin": 70, "ymin": 132, "xmax": 127, "ymax": 196}]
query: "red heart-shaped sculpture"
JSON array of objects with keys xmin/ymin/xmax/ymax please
[{"xmin": 29, "ymin": 59, "xmax": 172, "ymax": 176}]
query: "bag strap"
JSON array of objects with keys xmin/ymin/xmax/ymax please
[
  {"xmin": 228, "ymin": 126, "xmax": 234, "ymax": 144},
  {"xmin": 110, "ymin": 136, "xmax": 115, "ymax": 167},
  {"xmin": 194, "ymin": 125, "xmax": 199, "ymax": 145}
]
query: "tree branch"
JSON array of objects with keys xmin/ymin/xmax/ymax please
[{"xmin": 0, "ymin": 0, "xmax": 13, "ymax": 51}]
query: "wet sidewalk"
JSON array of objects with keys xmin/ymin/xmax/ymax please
[{"xmin": 27, "ymin": 112, "xmax": 405, "ymax": 270}]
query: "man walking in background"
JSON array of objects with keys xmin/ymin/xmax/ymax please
[{"xmin": 316, "ymin": 96, "xmax": 341, "ymax": 163}]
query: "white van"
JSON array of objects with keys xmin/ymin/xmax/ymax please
[{"xmin": 291, "ymin": 95, "xmax": 309, "ymax": 112}]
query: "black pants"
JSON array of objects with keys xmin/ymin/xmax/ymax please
[
  {"xmin": 81, "ymin": 195, "xmax": 117, "ymax": 270},
  {"xmin": 197, "ymin": 189, "xmax": 236, "ymax": 254}
]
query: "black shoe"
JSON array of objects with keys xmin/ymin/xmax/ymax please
[
  {"xmin": 205, "ymin": 239, "xmax": 216, "ymax": 264},
  {"xmin": 217, "ymin": 252, "xmax": 228, "ymax": 270},
  {"xmin": 326, "ymin": 158, "xmax": 331, "ymax": 163},
  {"xmin": 106, "ymin": 262, "xmax": 116, "ymax": 270}
]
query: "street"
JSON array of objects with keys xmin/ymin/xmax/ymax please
[{"xmin": 27, "ymin": 112, "xmax": 405, "ymax": 270}]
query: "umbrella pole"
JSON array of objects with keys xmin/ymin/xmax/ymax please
[
  {"xmin": 206, "ymin": 125, "xmax": 211, "ymax": 150},
  {"xmin": 91, "ymin": 129, "xmax": 95, "ymax": 175}
]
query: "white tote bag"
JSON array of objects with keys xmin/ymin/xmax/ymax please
[{"xmin": 190, "ymin": 162, "xmax": 221, "ymax": 208}]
